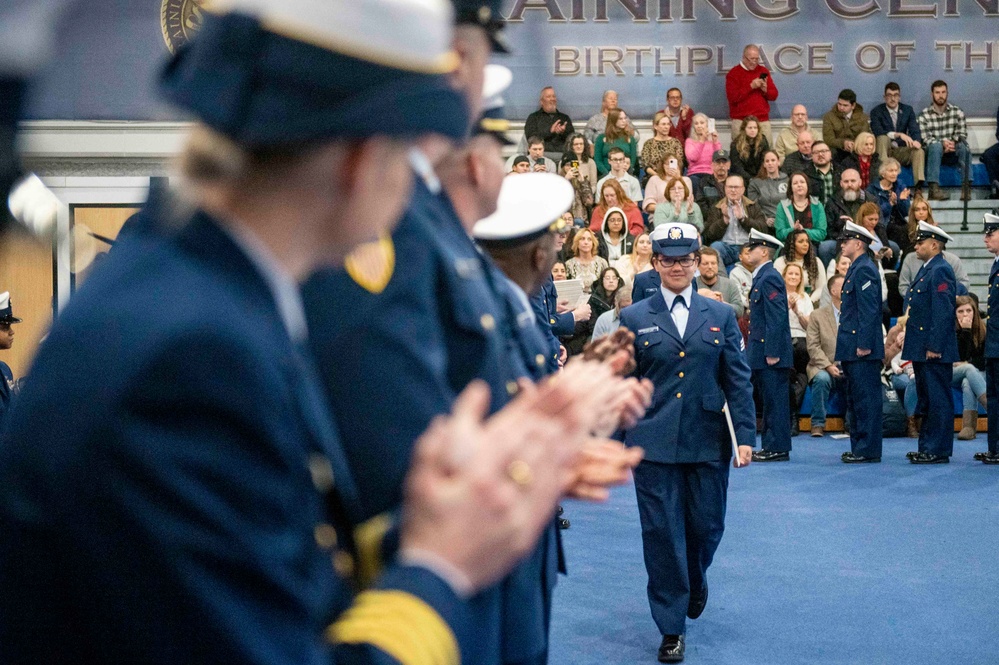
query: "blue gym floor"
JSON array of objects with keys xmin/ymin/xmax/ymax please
[{"xmin": 549, "ymin": 435, "xmax": 999, "ymax": 665}]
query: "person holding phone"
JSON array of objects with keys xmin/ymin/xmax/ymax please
[
  {"xmin": 640, "ymin": 111, "xmax": 685, "ymax": 187},
  {"xmin": 725, "ymin": 45, "xmax": 778, "ymax": 143}
]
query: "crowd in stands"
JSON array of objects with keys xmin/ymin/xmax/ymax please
[{"xmin": 516, "ymin": 51, "xmax": 998, "ymax": 438}]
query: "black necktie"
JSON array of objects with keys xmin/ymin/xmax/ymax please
[{"xmin": 671, "ymin": 296, "xmax": 686, "ymax": 312}]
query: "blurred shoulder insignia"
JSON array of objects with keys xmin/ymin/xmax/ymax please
[
  {"xmin": 345, "ymin": 235, "xmax": 396, "ymax": 294},
  {"xmin": 710, "ymin": 326, "xmax": 720, "ymax": 332},
  {"xmin": 161, "ymin": 0, "xmax": 205, "ymax": 54},
  {"xmin": 937, "ymin": 282, "xmax": 948, "ymax": 293}
]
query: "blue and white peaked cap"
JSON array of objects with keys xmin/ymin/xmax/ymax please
[
  {"xmin": 914, "ymin": 220, "xmax": 954, "ymax": 245},
  {"xmin": 0, "ymin": 292, "xmax": 21, "ymax": 324},
  {"xmin": 160, "ymin": 0, "xmax": 469, "ymax": 146},
  {"xmin": 983, "ymin": 209, "xmax": 999, "ymax": 234},
  {"xmin": 473, "ymin": 173, "xmax": 574, "ymax": 247},
  {"xmin": 842, "ymin": 220, "xmax": 878, "ymax": 244},
  {"xmin": 747, "ymin": 228, "xmax": 782, "ymax": 251},
  {"xmin": 650, "ymin": 223, "xmax": 700, "ymax": 257}
]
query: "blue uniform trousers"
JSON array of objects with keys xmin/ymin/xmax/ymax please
[
  {"xmin": 988, "ymin": 359, "xmax": 999, "ymax": 455},
  {"xmin": 843, "ymin": 359, "xmax": 883, "ymax": 458},
  {"xmin": 753, "ymin": 367, "xmax": 791, "ymax": 453},
  {"xmin": 913, "ymin": 361, "xmax": 954, "ymax": 457},
  {"xmin": 633, "ymin": 459, "xmax": 729, "ymax": 636}
]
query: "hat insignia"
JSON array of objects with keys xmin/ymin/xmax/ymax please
[
  {"xmin": 668, "ymin": 226, "xmax": 683, "ymax": 240},
  {"xmin": 160, "ymin": 0, "xmax": 205, "ymax": 54},
  {"xmin": 478, "ymin": 6, "xmax": 492, "ymax": 22}
]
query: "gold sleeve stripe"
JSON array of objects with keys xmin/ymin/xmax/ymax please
[
  {"xmin": 353, "ymin": 513, "xmax": 392, "ymax": 588},
  {"xmin": 327, "ymin": 590, "xmax": 459, "ymax": 665}
]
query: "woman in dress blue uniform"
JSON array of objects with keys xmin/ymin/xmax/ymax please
[
  {"xmin": 745, "ymin": 229, "xmax": 795, "ymax": 462},
  {"xmin": 978, "ymin": 209, "xmax": 999, "ymax": 464},
  {"xmin": 836, "ymin": 221, "xmax": 886, "ymax": 463},
  {"xmin": 620, "ymin": 223, "xmax": 755, "ymax": 663},
  {"xmin": 902, "ymin": 221, "xmax": 959, "ymax": 463}
]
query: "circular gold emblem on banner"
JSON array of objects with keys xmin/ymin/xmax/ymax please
[{"xmin": 161, "ymin": 0, "xmax": 205, "ymax": 54}]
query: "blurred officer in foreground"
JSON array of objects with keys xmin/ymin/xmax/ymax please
[
  {"xmin": 0, "ymin": 2, "xmax": 621, "ymax": 662},
  {"xmin": 745, "ymin": 229, "xmax": 794, "ymax": 462},
  {"xmin": 903, "ymin": 221, "xmax": 958, "ymax": 464},
  {"xmin": 0, "ymin": 291, "xmax": 20, "ymax": 427},
  {"xmin": 837, "ymin": 221, "xmax": 885, "ymax": 463},
  {"xmin": 619, "ymin": 223, "xmax": 755, "ymax": 663},
  {"xmin": 980, "ymin": 209, "xmax": 999, "ymax": 465}
]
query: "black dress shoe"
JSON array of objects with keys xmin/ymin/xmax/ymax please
[
  {"xmin": 905, "ymin": 450, "xmax": 920, "ymax": 460},
  {"xmin": 982, "ymin": 453, "xmax": 999, "ymax": 465},
  {"xmin": 658, "ymin": 635, "xmax": 685, "ymax": 663},
  {"xmin": 909, "ymin": 452, "xmax": 949, "ymax": 464},
  {"xmin": 974, "ymin": 452, "xmax": 988, "ymax": 461},
  {"xmin": 558, "ymin": 517, "xmax": 570, "ymax": 529},
  {"xmin": 842, "ymin": 452, "xmax": 881, "ymax": 463},
  {"xmin": 687, "ymin": 583, "xmax": 708, "ymax": 619},
  {"xmin": 557, "ymin": 504, "xmax": 564, "ymax": 516},
  {"xmin": 752, "ymin": 450, "xmax": 790, "ymax": 462}
]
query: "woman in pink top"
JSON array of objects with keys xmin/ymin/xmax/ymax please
[{"xmin": 684, "ymin": 113, "xmax": 722, "ymax": 189}]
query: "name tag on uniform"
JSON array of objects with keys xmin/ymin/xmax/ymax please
[
  {"xmin": 638, "ymin": 326, "xmax": 660, "ymax": 335},
  {"xmin": 862, "ymin": 280, "xmax": 872, "ymax": 290}
]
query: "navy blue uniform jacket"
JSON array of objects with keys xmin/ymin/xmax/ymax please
[
  {"xmin": 0, "ymin": 361, "xmax": 14, "ymax": 430},
  {"xmin": 836, "ymin": 252, "xmax": 885, "ymax": 361},
  {"xmin": 902, "ymin": 253, "xmax": 959, "ymax": 363},
  {"xmin": 532, "ymin": 277, "xmax": 574, "ymax": 373},
  {"xmin": 747, "ymin": 262, "xmax": 793, "ymax": 370},
  {"xmin": 986, "ymin": 258, "xmax": 999, "ymax": 359},
  {"xmin": 620, "ymin": 289, "xmax": 756, "ymax": 462},
  {"xmin": 632, "ymin": 269, "xmax": 662, "ymax": 302},
  {"xmin": 0, "ymin": 210, "xmax": 470, "ymax": 664}
]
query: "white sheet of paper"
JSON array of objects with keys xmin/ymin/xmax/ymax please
[{"xmin": 555, "ymin": 279, "xmax": 585, "ymax": 309}]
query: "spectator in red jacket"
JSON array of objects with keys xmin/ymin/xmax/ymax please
[{"xmin": 726, "ymin": 45, "xmax": 778, "ymax": 144}]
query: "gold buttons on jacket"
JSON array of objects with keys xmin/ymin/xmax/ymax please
[
  {"xmin": 550, "ymin": 318, "xmax": 556, "ymax": 324},
  {"xmin": 506, "ymin": 381, "xmax": 518, "ymax": 395},
  {"xmin": 676, "ymin": 392, "xmax": 682, "ymax": 398},
  {"xmin": 645, "ymin": 341, "xmax": 650, "ymax": 346},
  {"xmin": 536, "ymin": 354, "xmax": 546, "ymax": 367},
  {"xmin": 314, "ymin": 524, "xmax": 338, "ymax": 550},
  {"xmin": 481, "ymin": 314, "xmax": 496, "ymax": 330},
  {"xmin": 920, "ymin": 326, "xmax": 924, "ymax": 331},
  {"xmin": 308, "ymin": 454, "xmax": 335, "ymax": 493},
  {"xmin": 679, "ymin": 351, "xmax": 685, "ymax": 357},
  {"xmin": 678, "ymin": 372, "xmax": 685, "ymax": 378}
]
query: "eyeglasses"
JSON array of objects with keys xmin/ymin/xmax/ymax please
[
  {"xmin": 657, "ymin": 256, "xmax": 696, "ymax": 267},
  {"xmin": 609, "ymin": 157, "xmax": 626, "ymax": 162},
  {"xmin": 812, "ymin": 148, "xmax": 831, "ymax": 154}
]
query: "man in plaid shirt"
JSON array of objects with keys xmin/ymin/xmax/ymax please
[{"xmin": 918, "ymin": 79, "xmax": 971, "ymax": 201}]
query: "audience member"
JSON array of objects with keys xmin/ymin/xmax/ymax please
[
  {"xmin": 983, "ymin": 103, "xmax": 999, "ymax": 198},
  {"xmin": 565, "ymin": 228, "xmax": 609, "ymax": 292},
  {"xmin": 590, "ymin": 179, "xmax": 644, "ymax": 237},
  {"xmin": 806, "ymin": 274, "xmax": 846, "ymax": 436},
  {"xmin": 595, "ymin": 109, "xmax": 639, "ymax": 177},
  {"xmin": 642, "ymin": 152, "xmax": 693, "ymax": 215},
  {"xmin": 819, "ymin": 168, "xmax": 867, "ymax": 265},
  {"xmin": 599, "ymin": 206, "xmax": 635, "ymax": 262},
  {"xmin": 560, "ymin": 133, "xmax": 596, "ymax": 225},
  {"xmin": 640, "ymin": 111, "xmax": 685, "ymax": 186},
  {"xmin": 591, "ymin": 288, "xmax": 633, "ymax": 341},
  {"xmin": 775, "ymin": 172, "xmax": 828, "ymax": 247},
  {"xmin": 506, "ymin": 136, "xmax": 557, "ymax": 173},
  {"xmin": 840, "ymin": 132, "xmax": 881, "ymax": 190},
  {"xmin": 564, "ymin": 266, "xmax": 623, "ymax": 354},
  {"xmin": 804, "ymin": 140, "xmax": 841, "ymax": 204},
  {"xmin": 775, "ymin": 229, "xmax": 827, "ymax": 305},
  {"xmin": 552, "ymin": 260, "xmax": 567, "ymax": 280},
  {"xmin": 954, "ymin": 295, "xmax": 987, "ymax": 440},
  {"xmin": 886, "ymin": 315, "xmax": 920, "ymax": 437},
  {"xmin": 728, "ymin": 243, "xmax": 755, "ymax": 307},
  {"xmin": 511, "ymin": 155, "xmax": 531, "ymax": 174},
  {"xmin": 822, "ymin": 89, "xmax": 871, "ymax": 165},
  {"xmin": 685, "ymin": 114, "xmax": 722, "ymax": 187},
  {"xmin": 903, "ymin": 197, "xmax": 934, "ymax": 257},
  {"xmin": 729, "ymin": 115, "xmax": 770, "ymax": 180},
  {"xmin": 584, "ymin": 90, "xmax": 635, "ymax": 145},
  {"xmin": 558, "ymin": 225, "xmax": 577, "ymax": 263},
  {"xmin": 704, "ymin": 175, "xmax": 768, "ymax": 268},
  {"xmin": 918, "ymin": 79, "xmax": 971, "ymax": 201},
  {"xmin": 747, "ymin": 150, "xmax": 788, "ymax": 226},
  {"xmin": 781, "ymin": 130, "xmax": 814, "ymax": 176},
  {"xmin": 652, "ymin": 177, "xmax": 704, "ymax": 231},
  {"xmin": 696, "ymin": 246, "xmax": 745, "ymax": 316},
  {"xmin": 596, "ymin": 146, "xmax": 642, "ymax": 203},
  {"xmin": 866, "ymin": 157, "xmax": 911, "ymax": 246},
  {"xmin": 775, "ymin": 104, "xmax": 821, "ymax": 163},
  {"xmin": 524, "ymin": 86, "xmax": 574, "ymax": 161},
  {"xmin": 726, "ymin": 45, "xmax": 778, "ymax": 141},
  {"xmin": 656, "ymin": 87, "xmax": 695, "ymax": 142},
  {"xmin": 870, "ymin": 82, "xmax": 926, "ymax": 193},
  {"xmin": 856, "ymin": 201, "xmax": 899, "ymax": 270},
  {"xmin": 613, "ymin": 232, "xmax": 654, "ymax": 288},
  {"xmin": 820, "ymin": 253, "xmax": 852, "ymax": 308},
  {"xmin": 782, "ymin": 262, "xmax": 813, "ymax": 432},
  {"xmin": 693, "ymin": 151, "xmax": 731, "ymax": 215}
]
